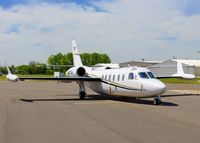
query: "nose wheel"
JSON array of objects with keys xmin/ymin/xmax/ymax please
[
  {"xmin": 79, "ymin": 91, "xmax": 86, "ymax": 100},
  {"xmin": 153, "ymin": 96, "xmax": 162, "ymax": 105}
]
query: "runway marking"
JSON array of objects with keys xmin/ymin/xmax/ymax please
[{"xmin": 74, "ymin": 101, "xmax": 117, "ymax": 105}]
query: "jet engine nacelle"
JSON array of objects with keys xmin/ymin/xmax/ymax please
[{"xmin": 66, "ymin": 66, "xmax": 86, "ymax": 77}]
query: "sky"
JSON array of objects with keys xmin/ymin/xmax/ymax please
[{"xmin": 0, "ymin": 0, "xmax": 200, "ymax": 65}]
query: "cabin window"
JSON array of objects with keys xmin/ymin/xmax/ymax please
[
  {"xmin": 102, "ymin": 75, "xmax": 104, "ymax": 79},
  {"xmin": 122, "ymin": 74, "xmax": 125, "ymax": 81},
  {"xmin": 128, "ymin": 73, "xmax": 134, "ymax": 80},
  {"xmin": 113, "ymin": 75, "xmax": 115, "ymax": 81},
  {"xmin": 139, "ymin": 72, "xmax": 149, "ymax": 79},
  {"xmin": 147, "ymin": 72, "xmax": 155, "ymax": 79},
  {"xmin": 109, "ymin": 75, "xmax": 111, "ymax": 81},
  {"xmin": 105, "ymin": 75, "xmax": 107, "ymax": 80},
  {"xmin": 118, "ymin": 74, "xmax": 120, "ymax": 81}
]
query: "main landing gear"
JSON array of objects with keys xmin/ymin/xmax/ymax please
[
  {"xmin": 78, "ymin": 82, "xmax": 86, "ymax": 100},
  {"xmin": 153, "ymin": 96, "xmax": 162, "ymax": 105},
  {"xmin": 79, "ymin": 91, "xmax": 86, "ymax": 100}
]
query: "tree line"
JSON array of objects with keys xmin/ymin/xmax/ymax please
[{"xmin": 0, "ymin": 52, "xmax": 111, "ymax": 74}]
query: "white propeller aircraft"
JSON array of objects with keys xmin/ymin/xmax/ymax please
[{"xmin": 6, "ymin": 40, "xmax": 168, "ymax": 105}]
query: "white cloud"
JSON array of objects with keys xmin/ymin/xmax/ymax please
[{"xmin": 0, "ymin": 0, "xmax": 200, "ymax": 65}]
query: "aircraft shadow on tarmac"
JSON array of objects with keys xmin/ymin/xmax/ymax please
[
  {"xmin": 162, "ymin": 94, "xmax": 199, "ymax": 97},
  {"xmin": 18, "ymin": 94, "xmax": 193, "ymax": 106}
]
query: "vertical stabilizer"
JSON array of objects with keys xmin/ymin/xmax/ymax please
[
  {"xmin": 72, "ymin": 40, "xmax": 83, "ymax": 67},
  {"xmin": 177, "ymin": 61, "xmax": 184, "ymax": 75},
  {"xmin": 172, "ymin": 61, "xmax": 195, "ymax": 79},
  {"xmin": 6, "ymin": 64, "xmax": 11, "ymax": 74}
]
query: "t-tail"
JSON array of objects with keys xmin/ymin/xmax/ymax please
[
  {"xmin": 172, "ymin": 61, "xmax": 195, "ymax": 79},
  {"xmin": 72, "ymin": 40, "xmax": 83, "ymax": 67},
  {"xmin": 6, "ymin": 65, "xmax": 11, "ymax": 75},
  {"xmin": 65, "ymin": 40, "xmax": 87, "ymax": 77}
]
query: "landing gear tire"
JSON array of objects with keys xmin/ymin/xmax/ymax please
[
  {"xmin": 79, "ymin": 91, "xmax": 86, "ymax": 100},
  {"xmin": 153, "ymin": 97, "xmax": 162, "ymax": 105}
]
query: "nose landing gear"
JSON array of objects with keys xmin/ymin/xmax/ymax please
[{"xmin": 153, "ymin": 96, "xmax": 162, "ymax": 105}]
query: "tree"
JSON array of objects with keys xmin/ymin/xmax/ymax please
[
  {"xmin": 91, "ymin": 53, "xmax": 101, "ymax": 65},
  {"xmin": 29, "ymin": 61, "xmax": 37, "ymax": 74},
  {"xmin": 47, "ymin": 53, "xmax": 63, "ymax": 65},
  {"xmin": 17, "ymin": 65, "xmax": 30, "ymax": 74},
  {"xmin": 101, "ymin": 54, "xmax": 111, "ymax": 63},
  {"xmin": 81, "ymin": 53, "xmax": 91, "ymax": 65},
  {"xmin": 61, "ymin": 53, "xmax": 73, "ymax": 65},
  {"xmin": 46, "ymin": 52, "xmax": 111, "ymax": 73},
  {"xmin": 47, "ymin": 55, "xmax": 55, "ymax": 65},
  {"xmin": 54, "ymin": 53, "xmax": 63, "ymax": 65},
  {"xmin": 0, "ymin": 66, "xmax": 7, "ymax": 74}
]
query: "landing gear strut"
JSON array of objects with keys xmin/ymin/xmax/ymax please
[
  {"xmin": 79, "ymin": 91, "xmax": 86, "ymax": 100},
  {"xmin": 153, "ymin": 96, "xmax": 162, "ymax": 105},
  {"xmin": 78, "ymin": 82, "xmax": 86, "ymax": 100}
]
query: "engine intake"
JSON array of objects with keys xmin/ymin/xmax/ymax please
[{"xmin": 76, "ymin": 67, "xmax": 86, "ymax": 77}]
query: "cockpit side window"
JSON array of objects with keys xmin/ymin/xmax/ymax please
[
  {"xmin": 128, "ymin": 73, "xmax": 134, "ymax": 80},
  {"xmin": 147, "ymin": 72, "xmax": 155, "ymax": 79},
  {"xmin": 139, "ymin": 72, "xmax": 149, "ymax": 79},
  {"xmin": 105, "ymin": 75, "xmax": 107, "ymax": 80}
]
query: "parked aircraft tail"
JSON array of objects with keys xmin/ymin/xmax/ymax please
[
  {"xmin": 72, "ymin": 40, "xmax": 83, "ymax": 67},
  {"xmin": 6, "ymin": 64, "xmax": 11, "ymax": 75},
  {"xmin": 172, "ymin": 61, "xmax": 195, "ymax": 79}
]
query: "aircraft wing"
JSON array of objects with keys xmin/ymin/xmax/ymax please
[{"xmin": 19, "ymin": 77, "xmax": 101, "ymax": 82}]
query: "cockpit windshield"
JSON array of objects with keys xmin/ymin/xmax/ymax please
[
  {"xmin": 138, "ymin": 72, "xmax": 149, "ymax": 79},
  {"xmin": 147, "ymin": 72, "xmax": 155, "ymax": 79}
]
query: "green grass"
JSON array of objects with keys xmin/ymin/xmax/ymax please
[
  {"xmin": 18, "ymin": 74, "xmax": 53, "ymax": 78},
  {"xmin": 0, "ymin": 75, "xmax": 6, "ymax": 81},
  {"xmin": 159, "ymin": 77, "xmax": 200, "ymax": 84}
]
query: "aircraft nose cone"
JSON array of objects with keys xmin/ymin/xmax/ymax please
[{"xmin": 154, "ymin": 81, "xmax": 166, "ymax": 94}]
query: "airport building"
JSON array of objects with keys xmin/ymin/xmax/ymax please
[
  {"xmin": 148, "ymin": 59, "xmax": 195, "ymax": 77},
  {"xmin": 120, "ymin": 59, "xmax": 200, "ymax": 76}
]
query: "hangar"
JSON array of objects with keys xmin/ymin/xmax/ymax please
[
  {"xmin": 148, "ymin": 59, "xmax": 195, "ymax": 77},
  {"xmin": 120, "ymin": 59, "xmax": 200, "ymax": 76}
]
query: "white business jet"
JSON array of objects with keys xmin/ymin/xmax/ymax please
[{"xmin": 6, "ymin": 40, "xmax": 168, "ymax": 105}]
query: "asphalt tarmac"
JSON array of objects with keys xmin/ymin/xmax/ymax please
[{"xmin": 0, "ymin": 81, "xmax": 200, "ymax": 143}]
